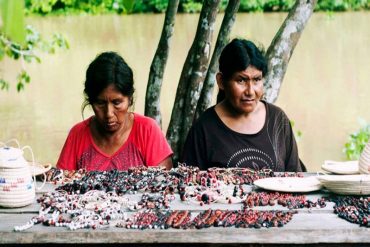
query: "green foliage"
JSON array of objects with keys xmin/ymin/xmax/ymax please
[
  {"xmin": 182, "ymin": 2, "xmax": 202, "ymax": 13},
  {"xmin": 316, "ymin": 0, "xmax": 370, "ymax": 11},
  {"xmin": 0, "ymin": 78, "xmax": 8, "ymax": 90},
  {"xmin": 290, "ymin": 120, "xmax": 302, "ymax": 142},
  {"xmin": 22, "ymin": 0, "xmax": 370, "ymax": 14},
  {"xmin": 0, "ymin": 25, "xmax": 69, "ymax": 91},
  {"xmin": 133, "ymin": 0, "xmax": 169, "ymax": 13},
  {"xmin": 16, "ymin": 70, "xmax": 30, "ymax": 92},
  {"xmin": 25, "ymin": 0, "xmax": 137, "ymax": 15},
  {"xmin": 343, "ymin": 120, "xmax": 370, "ymax": 160},
  {"xmin": 0, "ymin": 0, "xmax": 26, "ymax": 44},
  {"xmin": 122, "ymin": 0, "xmax": 135, "ymax": 13},
  {"xmin": 25, "ymin": 0, "xmax": 58, "ymax": 14}
]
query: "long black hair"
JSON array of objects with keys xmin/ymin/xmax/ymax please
[{"xmin": 217, "ymin": 39, "xmax": 267, "ymax": 103}]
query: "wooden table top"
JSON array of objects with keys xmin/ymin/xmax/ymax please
[{"xmin": 0, "ymin": 179, "xmax": 369, "ymax": 245}]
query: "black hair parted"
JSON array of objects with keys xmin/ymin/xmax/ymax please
[
  {"xmin": 219, "ymin": 38, "xmax": 268, "ymax": 80},
  {"xmin": 83, "ymin": 51, "xmax": 135, "ymax": 106},
  {"xmin": 216, "ymin": 39, "xmax": 268, "ymax": 103}
]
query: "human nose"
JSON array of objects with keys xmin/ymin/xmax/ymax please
[
  {"xmin": 105, "ymin": 103, "xmax": 115, "ymax": 118},
  {"xmin": 244, "ymin": 81, "xmax": 254, "ymax": 95}
]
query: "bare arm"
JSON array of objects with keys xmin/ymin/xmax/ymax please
[{"xmin": 158, "ymin": 156, "xmax": 173, "ymax": 170}]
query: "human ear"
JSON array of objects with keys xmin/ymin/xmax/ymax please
[{"xmin": 216, "ymin": 72, "xmax": 225, "ymax": 90}]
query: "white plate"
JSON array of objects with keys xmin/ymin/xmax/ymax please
[
  {"xmin": 321, "ymin": 160, "xmax": 359, "ymax": 174},
  {"xmin": 253, "ymin": 176, "xmax": 322, "ymax": 193}
]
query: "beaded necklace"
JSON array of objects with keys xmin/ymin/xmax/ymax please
[{"xmin": 332, "ymin": 196, "xmax": 370, "ymax": 227}]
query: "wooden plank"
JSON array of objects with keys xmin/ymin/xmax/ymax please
[{"xmin": 1, "ymin": 213, "xmax": 370, "ymax": 244}]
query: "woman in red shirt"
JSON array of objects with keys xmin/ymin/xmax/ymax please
[{"xmin": 57, "ymin": 52, "xmax": 173, "ymax": 171}]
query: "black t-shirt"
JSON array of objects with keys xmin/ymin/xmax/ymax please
[{"xmin": 181, "ymin": 101, "xmax": 303, "ymax": 172}]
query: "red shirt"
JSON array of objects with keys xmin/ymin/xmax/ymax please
[{"xmin": 56, "ymin": 113, "xmax": 173, "ymax": 171}]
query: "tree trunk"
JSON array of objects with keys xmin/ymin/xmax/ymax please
[
  {"xmin": 145, "ymin": 0, "xmax": 180, "ymax": 128},
  {"xmin": 166, "ymin": 0, "xmax": 220, "ymax": 163},
  {"xmin": 264, "ymin": 0, "xmax": 317, "ymax": 103},
  {"xmin": 194, "ymin": 0, "xmax": 240, "ymax": 120}
]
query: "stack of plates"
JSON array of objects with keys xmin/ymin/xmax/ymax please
[
  {"xmin": 317, "ymin": 175, "xmax": 370, "ymax": 195},
  {"xmin": 321, "ymin": 160, "xmax": 359, "ymax": 175},
  {"xmin": 359, "ymin": 141, "xmax": 370, "ymax": 174}
]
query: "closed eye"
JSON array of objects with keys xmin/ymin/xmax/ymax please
[
  {"xmin": 112, "ymin": 100, "xmax": 122, "ymax": 105},
  {"xmin": 95, "ymin": 100, "xmax": 105, "ymax": 106}
]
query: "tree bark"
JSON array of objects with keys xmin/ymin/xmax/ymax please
[
  {"xmin": 194, "ymin": 0, "xmax": 240, "ymax": 121},
  {"xmin": 264, "ymin": 0, "xmax": 317, "ymax": 103},
  {"xmin": 166, "ymin": 0, "xmax": 220, "ymax": 163},
  {"xmin": 145, "ymin": 0, "xmax": 180, "ymax": 128}
]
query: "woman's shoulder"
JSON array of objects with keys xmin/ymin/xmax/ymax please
[
  {"xmin": 264, "ymin": 101, "xmax": 289, "ymax": 120},
  {"xmin": 132, "ymin": 113, "xmax": 162, "ymax": 134},
  {"xmin": 68, "ymin": 117, "xmax": 92, "ymax": 135},
  {"xmin": 193, "ymin": 106, "xmax": 218, "ymax": 125},
  {"xmin": 133, "ymin": 113, "xmax": 157, "ymax": 126}
]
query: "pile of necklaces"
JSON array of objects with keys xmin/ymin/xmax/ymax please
[
  {"xmin": 16, "ymin": 165, "xmax": 334, "ymax": 231},
  {"xmin": 331, "ymin": 196, "xmax": 370, "ymax": 227}
]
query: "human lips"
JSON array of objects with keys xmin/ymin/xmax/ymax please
[
  {"xmin": 105, "ymin": 121, "xmax": 117, "ymax": 129},
  {"xmin": 241, "ymin": 98, "xmax": 255, "ymax": 103}
]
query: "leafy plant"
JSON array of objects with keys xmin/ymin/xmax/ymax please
[
  {"xmin": 290, "ymin": 120, "xmax": 302, "ymax": 142},
  {"xmin": 182, "ymin": 2, "xmax": 202, "ymax": 13},
  {"xmin": 0, "ymin": 28, "xmax": 69, "ymax": 91},
  {"xmin": 343, "ymin": 120, "xmax": 370, "ymax": 160},
  {"xmin": 21, "ymin": 0, "xmax": 370, "ymax": 14}
]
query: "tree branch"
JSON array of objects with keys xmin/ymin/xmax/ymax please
[
  {"xmin": 264, "ymin": 0, "xmax": 317, "ymax": 103},
  {"xmin": 144, "ymin": 0, "xmax": 180, "ymax": 127},
  {"xmin": 194, "ymin": 0, "xmax": 240, "ymax": 120},
  {"xmin": 166, "ymin": 0, "xmax": 220, "ymax": 162}
]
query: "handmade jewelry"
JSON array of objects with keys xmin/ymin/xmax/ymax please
[
  {"xmin": 116, "ymin": 210, "xmax": 169, "ymax": 230},
  {"xmin": 331, "ymin": 196, "xmax": 370, "ymax": 227},
  {"xmin": 43, "ymin": 168, "xmax": 86, "ymax": 184},
  {"xmin": 128, "ymin": 192, "xmax": 175, "ymax": 211},
  {"xmin": 16, "ymin": 165, "xmax": 312, "ymax": 232},
  {"xmin": 182, "ymin": 182, "xmax": 249, "ymax": 205},
  {"xmin": 14, "ymin": 190, "xmax": 131, "ymax": 231},
  {"xmin": 52, "ymin": 165, "xmax": 303, "ymax": 196},
  {"xmin": 243, "ymin": 192, "xmax": 327, "ymax": 209}
]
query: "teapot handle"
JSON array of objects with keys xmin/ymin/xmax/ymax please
[
  {"xmin": 2, "ymin": 139, "xmax": 21, "ymax": 148},
  {"xmin": 22, "ymin": 146, "xmax": 45, "ymax": 191}
]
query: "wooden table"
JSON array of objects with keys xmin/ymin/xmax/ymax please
[{"xmin": 1, "ymin": 179, "xmax": 370, "ymax": 246}]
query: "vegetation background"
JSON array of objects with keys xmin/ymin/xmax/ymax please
[{"xmin": 24, "ymin": 0, "xmax": 370, "ymax": 15}]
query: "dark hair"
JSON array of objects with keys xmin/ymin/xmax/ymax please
[
  {"xmin": 217, "ymin": 39, "xmax": 267, "ymax": 103},
  {"xmin": 82, "ymin": 51, "xmax": 135, "ymax": 114}
]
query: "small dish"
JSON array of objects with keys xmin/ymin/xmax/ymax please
[
  {"xmin": 321, "ymin": 160, "xmax": 359, "ymax": 175},
  {"xmin": 253, "ymin": 176, "xmax": 322, "ymax": 193}
]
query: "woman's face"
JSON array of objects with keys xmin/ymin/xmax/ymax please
[
  {"xmin": 219, "ymin": 65, "xmax": 264, "ymax": 114},
  {"xmin": 92, "ymin": 84, "xmax": 131, "ymax": 133}
]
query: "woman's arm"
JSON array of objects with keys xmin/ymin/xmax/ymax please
[{"xmin": 158, "ymin": 156, "xmax": 173, "ymax": 170}]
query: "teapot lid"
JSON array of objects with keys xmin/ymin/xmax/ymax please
[{"xmin": 0, "ymin": 147, "xmax": 24, "ymax": 167}]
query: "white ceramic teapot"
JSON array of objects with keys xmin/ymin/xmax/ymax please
[{"xmin": 0, "ymin": 139, "xmax": 36, "ymax": 208}]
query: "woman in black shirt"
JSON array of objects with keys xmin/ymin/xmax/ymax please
[{"xmin": 182, "ymin": 39, "xmax": 305, "ymax": 172}]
